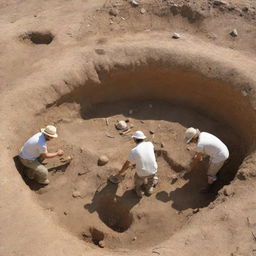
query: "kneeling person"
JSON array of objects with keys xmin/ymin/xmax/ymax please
[
  {"xmin": 184, "ymin": 127, "xmax": 229, "ymax": 192},
  {"xmin": 19, "ymin": 125, "xmax": 64, "ymax": 185},
  {"xmin": 117, "ymin": 131, "xmax": 158, "ymax": 198}
]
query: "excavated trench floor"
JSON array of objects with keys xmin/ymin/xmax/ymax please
[{"xmin": 16, "ymin": 99, "xmax": 245, "ymax": 250}]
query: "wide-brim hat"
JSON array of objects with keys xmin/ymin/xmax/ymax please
[
  {"xmin": 41, "ymin": 125, "xmax": 58, "ymax": 138},
  {"xmin": 132, "ymin": 130, "xmax": 147, "ymax": 140},
  {"xmin": 184, "ymin": 127, "xmax": 199, "ymax": 144}
]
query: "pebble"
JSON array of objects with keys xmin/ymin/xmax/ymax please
[
  {"xmin": 109, "ymin": 8, "xmax": 119, "ymax": 16},
  {"xmin": 230, "ymin": 29, "xmax": 238, "ymax": 37},
  {"xmin": 98, "ymin": 155, "xmax": 109, "ymax": 166},
  {"xmin": 140, "ymin": 8, "xmax": 146, "ymax": 14},
  {"xmin": 223, "ymin": 186, "xmax": 234, "ymax": 196},
  {"xmin": 131, "ymin": 0, "xmax": 139, "ymax": 7},
  {"xmin": 161, "ymin": 142, "xmax": 165, "ymax": 148},
  {"xmin": 132, "ymin": 236, "xmax": 137, "ymax": 241},
  {"xmin": 213, "ymin": 0, "xmax": 227, "ymax": 6},
  {"xmin": 98, "ymin": 240, "xmax": 105, "ymax": 248},
  {"xmin": 172, "ymin": 33, "xmax": 181, "ymax": 39},
  {"xmin": 149, "ymin": 130, "xmax": 155, "ymax": 134},
  {"xmin": 64, "ymin": 211, "xmax": 68, "ymax": 215},
  {"xmin": 116, "ymin": 120, "xmax": 128, "ymax": 130},
  {"xmin": 72, "ymin": 190, "xmax": 81, "ymax": 198},
  {"xmin": 193, "ymin": 208, "xmax": 199, "ymax": 214}
]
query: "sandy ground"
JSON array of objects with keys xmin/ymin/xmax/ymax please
[{"xmin": 1, "ymin": 0, "xmax": 256, "ymax": 256}]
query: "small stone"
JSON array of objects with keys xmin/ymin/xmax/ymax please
[
  {"xmin": 131, "ymin": 0, "xmax": 139, "ymax": 7},
  {"xmin": 72, "ymin": 190, "xmax": 81, "ymax": 198},
  {"xmin": 149, "ymin": 130, "xmax": 155, "ymax": 134},
  {"xmin": 109, "ymin": 8, "xmax": 119, "ymax": 16},
  {"xmin": 241, "ymin": 89, "xmax": 248, "ymax": 96},
  {"xmin": 193, "ymin": 208, "xmax": 199, "ymax": 214},
  {"xmin": 129, "ymin": 109, "xmax": 133, "ymax": 115},
  {"xmin": 64, "ymin": 211, "xmax": 68, "ymax": 215},
  {"xmin": 98, "ymin": 155, "xmax": 109, "ymax": 166},
  {"xmin": 140, "ymin": 8, "xmax": 146, "ymax": 14},
  {"xmin": 161, "ymin": 143, "xmax": 165, "ymax": 148},
  {"xmin": 132, "ymin": 236, "xmax": 137, "ymax": 241},
  {"xmin": 110, "ymin": 20, "xmax": 114, "ymax": 24},
  {"xmin": 116, "ymin": 120, "xmax": 128, "ymax": 130},
  {"xmin": 242, "ymin": 7, "xmax": 249, "ymax": 12},
  {"xmin": 130, "ymin": 123, "xmax": 134, "ymax": 128},
  {"xmin": 98, "ymin": 240, "xmax": 105, "ymax": 248},
  {"xmin": 213, "ymin": 0, "xmax": 227, "ymax": 6},
  {"xmin": 172, "ymin": 33, "xmax": 181, "ymax": 39},
  {"xmin": 224, "ymin": 186, "xmax": 234, "ymax": 196},
  {"xmin": 95, "ymin": 49, "xmax": 105, "ymax": 55},
  {"xmin": 230, "ymin": 29, "xmax": 238, "ymax": 37}
]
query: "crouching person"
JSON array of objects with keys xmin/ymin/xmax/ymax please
[
  {"xmin": 184, "ymin": 127, "xmax": 229, "ymax": 193},
  {"xmin": 19, "ymin": 125, "xmax": 64, "ymax": 185},
  {"xmin": 116, "ymin": 131, "xmax": 158, "ymax": 198}
]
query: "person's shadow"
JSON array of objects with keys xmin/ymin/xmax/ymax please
[
  {"xmin": 13, "ymin": 155, "xmax": 70, "ymax": 191},
  {"xmin": 156, "ymin": 160, "xmax": 217, "ymax": 211},
  {"xmin": 84, "ymin": 181, "xmax": 141, "ymax": 232}
]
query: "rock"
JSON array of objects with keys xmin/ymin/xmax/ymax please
[
  {"xmin": 64, "ymin": 211, "xmax": 68, "ymax": 215},
  {"xmin": 193, "ymin": 208, "xmax": 199, "ymax": 214},
  {"xmin": 95, "ymin": 48, "xmax": 105, "ymax": 55},
  {"xmin": 172, "ymin": 33, "xmax": 181, "ymax": 39},
  {"xmin": 98, "ymin": 240, "xmax": 105, "ymax": 248},
  {"xmin": 140, "ymin": 8, "xmax": 146, "ymax": 14},
  {"xmin": 161, "ymin": 142, "xmax": 165, "ymax": 148},
  {"xmin": 98, "ymin": 155, "xmax": 109, "ymax": 166},
  {"xmin": 132, "ymin": 236, "xmax": 137, "ymax": 241},
  {"xmin": 242, "ymin": 7, "xmax": 249, "ymax": 12},
  {"xmin": 72, "ymin": 190, "xmax": 81, "ymax": 198},
  {"xmin": 149, "ymin": 130, "xmax": 154, "ymax": 134},
  {"xmin": 213, "ymin": 0, "xmax": 227, "ymax": 6},
  {"xmin": 109, "ymin": 8, "xmax": 119, "ymax": 16},
  {"xmin": 230, "ymin": 29, "xmax": 238, "ymax": 37},
  {"xmin": 130, "ymin": 123, "xmax": 134, "ymax": 128},
  {"xmin": 224, "ymin": 186, "xmax": 234, "ymax": 196},
  {"xmin": 131, "ymin": 0, "xmax": 139, "ymax": 7},
  {"xmin": 116, "ymin": 120, "xmax": 128, "ymax": 130}
]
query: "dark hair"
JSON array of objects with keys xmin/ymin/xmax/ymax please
[{"xmin": 134, "ymin": 138, "xmax": 144, "ymax": 144}]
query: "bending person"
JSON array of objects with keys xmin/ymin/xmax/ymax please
[
  {"xmin": 19, "ymin": 125, "xmax": 64, "ymax": 185},
  {"xmin": 184, "ymin": 127, "xmax": 229, "ymax": 193},
  {"xmin": 116, "ymin": 130, "xmax": 158, "ymax": 198}
]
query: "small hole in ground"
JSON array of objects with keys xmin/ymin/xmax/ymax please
[
  {"xmin": 20, "ymin": 32, "xmax": 54, "ymax": 45},
  {"xmin": 98, "ymin": 195, "xmax": 133, "ymax": 233}
]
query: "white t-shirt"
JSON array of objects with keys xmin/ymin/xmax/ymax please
[
  {"xmin": 20, "ymin": 132, "xmax": 48, "ymax": 160},
  {"xmin": 196, "ymin": 132, "xmax": 229, "ymax": 163},
  {"xmin": 128, "ymin": 141, "xmax": 158, "ymax": 177}
]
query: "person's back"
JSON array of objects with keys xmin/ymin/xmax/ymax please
[
  {"xmin": 20, "ymin": 132, "xmax": 47, "ymax": 160},
  {"xmin": 129, "ymin": 141, "xmax": 158, "ymax": 177},
  {"xmin": 197, "ymin": 132, "xmax": 229, "ymax": 163}
]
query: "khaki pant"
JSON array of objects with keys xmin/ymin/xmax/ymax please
[
  {"xmin": 134, "ymin": 172, "xmax": 158, "ymax": 192},
  {"xmin": 207, "ymin": 160, "xmax": 225, "ymax": 183},
  {"xmin": 19, "ymin": 157, "xmax": 48, "ymax": 183}
]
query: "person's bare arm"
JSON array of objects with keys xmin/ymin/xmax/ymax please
[
  {"xmin": 117, "ymin": 160, "xmax": 131, "ymax": 176},
  {"xmin": 41, "ymin": 149, "xmax": 64, "ymax": 159},
  {"xmin": 189, "ymin": 152, "xmax": 203, "ymax": 171}
]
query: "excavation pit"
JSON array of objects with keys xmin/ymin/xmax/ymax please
[{"xmin": 14, "ymin": 61, "xmax": 256, "ymax": 250}]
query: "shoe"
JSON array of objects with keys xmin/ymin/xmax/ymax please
[{"xmin": 38, "ymin": 179, "xmax": 50, "ymax": 185}]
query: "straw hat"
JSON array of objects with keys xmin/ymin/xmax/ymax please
[
  {"xmin": 184, "ymin": 127, "xmax": 200, "ymax": 144},
  {"xmin": 132, "ymin": 130, "xmax": 146, "ymax": 140},
  {"xmin": 41, "ymin": 125, "xmax": 58, "ymax": 138}
]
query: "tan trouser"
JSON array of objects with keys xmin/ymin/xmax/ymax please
[
  {"xmin": 134, "ymin": 173, "xmax": 158, "ymax": 192},
  {"xmin": 207, "ymin": 160, "xmax": 225, "ymax": 183},
  {"xmin": 19, "ymin": 157, "xmax": 48, "ymax": 183}
]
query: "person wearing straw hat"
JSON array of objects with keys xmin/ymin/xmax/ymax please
[
  {"xmin": 115, "ymin": 130, "xmax": 158, "ymax": 198},
  {"xmin": 19, "ymin": 125, "xmax": 64, "ymax": 185},
  {"xmin": 184, "ymin": 127, "xmax": 229, "ymax": 192}
]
